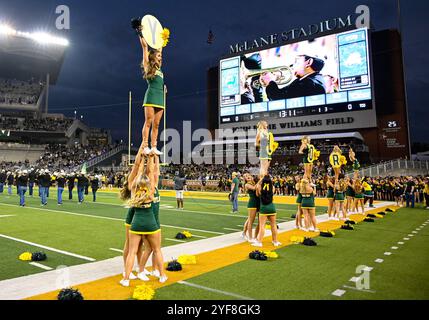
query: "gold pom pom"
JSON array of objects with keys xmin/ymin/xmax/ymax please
[
  {"xmin": 161, "ymin": 28, "xmax": 170, "ymax": 47},
  {"xmin": 182, "ymin": 231, "xmax": 192, "ymax": 238},
  {"xmin": 19, "ymin": 252, "xmax": 32, "ymax": 261},
  {"xmin": 178, "ymin": 254, "xmax": 197, "ymax": 265},
  {"xmin": 262, "ymin": 251, "xmax": 279, "ymax": 258},
  {"xmin": 290, "ymin": 236, "xmax": 304, "ymax": 243},
  {"xmin": 132, "ymin": 284, "xmax": 155, "ymax": 300}
]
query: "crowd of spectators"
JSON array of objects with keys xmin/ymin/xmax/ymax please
[
  {"xmin": 0, "ymin": 78, "xmax": 44, "ymax": 106},
  {"xmin": 0, "ymin": 115, "xmax": 74, "ymax": 132}
]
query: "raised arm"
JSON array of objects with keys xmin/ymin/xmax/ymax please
[
  {"xmin": 128, "ymin": 142, "xmax": 145, "ymax": 186},
  {"xmin": 139, "ymin": 29, "xmax": 149, "ymax": 71}
]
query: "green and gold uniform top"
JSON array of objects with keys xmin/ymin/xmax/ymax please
[
  {"xmin": 327, "ymin": 185, "xmax": 334, "ymax": 199},
  {"xmin": 153, "ymin": 187, "xmax": 161, "ymax": 228},
  {"xmin": 143, "ymin": 69, "xmax": 165, "ymax": 109},
  {"xmin": 247, "ymin": 184, "xmax": 259, "ymax": 210},
  {"xmin": 303, "ymin": 144, "xmax": 317, "ymax": 164}
]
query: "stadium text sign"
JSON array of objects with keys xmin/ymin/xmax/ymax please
[{"xmin": 229, "ymin": 6, "xmax": 370, "ymax": 54}]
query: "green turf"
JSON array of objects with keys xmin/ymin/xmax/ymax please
[
  {"xmin": 0, "ymin": 187, "xmax": 325, "ymax": 281},
  {"xmin": 154, "ymin": 207, "xmax": 429, "ymax": 300}
]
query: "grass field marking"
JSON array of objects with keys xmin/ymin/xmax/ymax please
[
  {"xmin": 165, "ymin": 238, "xmax": 186, "ymax": 243},
  {"xmin": 223, "ymin": 227, "xmax": 242, "ymax": 232},
  {"xmin": 331, "ymin": 289, "xmax": 346, "ymax": 297},
  {"xmin": 177, "ymin": 280, "xmax": 255, "ymax": 300},
  {"xmin": 403, "ymin": 237, "xmax": 410, "ymax": 240},
  {"xmin": 109, "ymin": 248, "xmax": 124, "ymax": 253},
  {"xmin": 191, "ymin": 234, "xmax": 208, "ymax": 239},
  {"xmin": 397, "ymin": 242, "xmax": 404, "ymax": 245},
  {"xmin": 29, "ymin": 262, "xmax": 53, "ymax": 271},
  {"xmin": 0, "ymin": 215, "xmax": 15, "ymax": 218},
  {"xmin": 384, "ymin": 252, "xmax": 392, "ymax": 256},
  {"xmin": 391, "ymin": 246, "xmax": 399, "ymax": 250},
  {"xmin": 412, "ymin": 231, "xmax": 418, "ymax": 234},
  {"xmin": 342, "ymin": 285, "xmax": 376, "ymax": 294},
  {"xmin": 0, "ymin": 233, "xmax": 96, "ymax": 262},
  {"xmin": 0, "ymin": 202, "xmax": 225, "ymax": 236},
  {"xmin": 374, "ymin": 258, "xmax": 384, "ymax": 263}
]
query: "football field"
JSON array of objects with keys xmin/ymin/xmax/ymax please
[{"xmin": 0, "ymin": 188, "xmax": 428, "ymax": 300}]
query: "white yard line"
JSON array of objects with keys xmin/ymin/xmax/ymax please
[
  {"xmin": 223, "ymin": 227, "xmax": 242, "ymax": 232},
  {"xmin": 178, "ymin": 280, "xmax": 254, "ymax": 300},
  {"xmin": 0, "ymin": 233, "xmax": 96, "ymax": 262},
  {"xmin": 29, "ymin": 262, "xmax": 53, "ymax": 271},
  {"xmin": 0, "ymin": 215, "xmax": 15, "ymax": 218},
  {"xmin": 109, "ymin": 248, "xmax": 123, "ymax": 253}
]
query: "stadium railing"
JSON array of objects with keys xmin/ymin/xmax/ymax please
[
  {"xmin": 347, "ymin": 159, "xmax": 429, "ymax": 177},
  {"xmin": 74, "ymin": 144, "xmax": 128, "ymax": 171}
]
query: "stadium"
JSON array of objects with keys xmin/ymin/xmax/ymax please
[{"xmin": 0, "ymin": 0, "xmax": 428, "ymax": 312}]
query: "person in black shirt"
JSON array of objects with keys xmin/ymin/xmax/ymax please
[
  {"xmin": 260, "ymin": 54, "xmax": 326, "ymax": 100},
  {"xmin": 404, "ymin": 177, "xmax": 416, "ymax": 208},
  {"xmin": 77, "ymin": 173, "xmax": 87, "ymax": 204},
  {"xmin": 17, "ymin": 170, "xmax": 29, "ymax": 206},
  {"xmin": 0, "ymin": 169, "xmax": 6, "ymax": 193},
  {"xmin": 56, "ymin": 172, "xmax": 66, "ymax": 205},
  {"xmin": 90, "ymin": 175, "xmax": 100, "ymax": 202},
  {"xmin": 28, "ymin": 168, "xmax": 36, "ymax": 197},
  {"xmin": 39, "ymin": 169, "xmax": 51, "ymax": 205},
  {"xmin": 67, "ymin": 173, "xmax": 75, "ymax": 200}
]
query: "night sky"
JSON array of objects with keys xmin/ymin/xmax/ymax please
[{"xmin": 0, "ymin": 0, "xmax": 428, "ymax": 144}]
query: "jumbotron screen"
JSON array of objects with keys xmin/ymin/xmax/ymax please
[{"xmin": 219, "ymin": 28, "xmax": 377, "ymax": 133}]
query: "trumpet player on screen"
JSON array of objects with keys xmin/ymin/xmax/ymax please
[
  {"xmin": 259, "ymin": 54, "xmax": 326, "ymax": 100},
  {"xmin": 240, "ymin": 54, "xmax": 263, "ymax": 104}
]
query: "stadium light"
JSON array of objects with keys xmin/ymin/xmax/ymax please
[
  {"xmin": 30, "ymin": 32, "xmax": 69, "ymax": 46},
  {"xmin": 0, "ymin": 24, "xmax": 16, "ymax": 36}
]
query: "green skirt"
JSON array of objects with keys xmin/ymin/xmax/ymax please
[
  {"xmin": 334, "ymin": 192, "xmax": 345, "ymax": 202},
  {"xmin": 247, "ymin": 195, "xmax": 259, "ymax": 209},
  {"xmin": 296, "ymin": 193, "xmax": 302, "ymax": 204},
  {"xmin": 327, "ymin": 189, "xmax": 334, "ymax": 199},
  {"xmin": 354, "ymin": 193, "xmax": 363, "ymax": 199},
  {"xmin": 143, "ymin": 87, "xmax": 165, "ymax": 109},
  {"xmin": 260, "ymin": 202, "xmax": 276, "ymax": 215},
  {"xmin": 301, "ymin": 196, "xmax": 315, "ymax": 208},
  {"xmin": 130, "ymin": 203, "xmax": 160, "ymax": 235},
  {"xmin": 364, "ymin": 190, "xmax": 374, "ymax": 197},
  {"xmin": 124, "ymin": 207, "xmax": 135, "ymax": 227}
]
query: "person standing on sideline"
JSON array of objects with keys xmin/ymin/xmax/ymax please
[
  {"xmin": 7, "ymin": 171, "xmax": 14, "ymax": 195},
  {"xmin": 404, "ymin": 176, "xmax": 416, "ymax": 208},
  {"xmin": 173, "ymin": 171, "xmax": 186, "ymax": 209},
  {"xmin": 0, "ymin": 169, "xmax": 6, "ymax": 193},
  {"xmin": 423, "ymin": 178, "xmax": 429, "ymax": 209},
  {"xmin": 77, "ymin": 173, "xmax": 86, "ymax": 204},
  {"xmin": 28, "ymin": 168, "xmax": 36, "ymax": 197},
  {"xmin": 230, "ymin": 172, "xmax": 240, "ymax": 214},
  {"xmin": 91, "ymin": 174, "xmax": 100, "ymax": 202},
  {"xmin": 67, "ymin": 172, "xmax": 75, "ymax": 200},
  {"xmin": 17, "ymin": 170, "xmax": 28, "ymax": 207},
  {"xmin": 39, "ymin": 169, "xmax": 50, "ymax": 206},
  {"xmin": 56, "ymin": 172, "xmax": 66, "ymax": 205}
]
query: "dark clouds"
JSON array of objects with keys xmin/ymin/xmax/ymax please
[{"xmin": 0, "ymin": 0, "xmax": 427, "ymax": 144}]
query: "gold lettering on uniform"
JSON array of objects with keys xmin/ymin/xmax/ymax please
[{"xmin": 263, "ymin": 183, "xmax": 269, "ymax": 191}]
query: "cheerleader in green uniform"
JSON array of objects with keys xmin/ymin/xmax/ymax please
[
  {"xmin": 121, "ymin": 155, "xmax": 167, "ymax": 286},
  {"xmin": 334, "ymin": 178, "xmax": 347, "ymax": 221},
  {"xmin": 298, "ymin": 136, "xmax": 313, "ymax": 182},
  {"xmin": 295, "ymin": 175, "xmax": 305, "ymax": 230},
  {"xmin": 255, "ymin": 121, "xmax": 270, "ymax": 178},
  {"xmin": 349, "ymin": 148, "xmax": 360, "ymax": 180},
  {"xmin": 325, "ymin": 176, "xmax": 336, "ymax": 220},
  {"xmin": 345, "ymin": 176, "xmax": 356, "ymax": 214},
  {"xmin": 242, "ymin": 173, "xmax": 259, "ymax": 242},
  {"xmin": 299, "ymin": 178, "xmax": 319, "ymax": 232},
  {"xmin": 138, "ymin": 29, "xmax": 166, "ymax": 156},
  {"xmin": 120, "ymin": 143, "xmax": 146, "ymax": 281},
  {"xmin": 353, "ymin": 179, "xmax": 365, "ymax": 214},
  {"xmin": 252, "ymin": 175, "xmax": 281, "ymax": 248}
]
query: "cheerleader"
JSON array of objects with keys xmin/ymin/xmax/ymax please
[
  {"xmin": 329, "ymin": 145, "xmax": 346, "ymax": 183},
  {"xmin": 121, "ymin": 154, "xmax": 167, "ymax": 286},
  {"xmin": 334, "ymin": 177, "xmax": 347, "ymax": 221},
  {"xmin": 252, "ymin": 174, "xmax": 281, "ymax": 248},
  {"xmin": 121, "ymin": 143, "xmax": 146, "ymax": 281},
  {"xmin": 349, "ymin": 148, "xmax": 360, "ymax": 180},
  {"xmin": 295, "ymin": 175, "xmax": 304, "ymax": 230},
  {"xmin": 242, "ymin": 173, "xmax": 259, "ymax": 242},
  {"xmin": 393, "ymin": 178, "xmax": 404, "ymax": 207},
  {"xmin": 298, "ymin": 136, "xmax": 318, "ymax": 183},
  {"xmin": 299, "ymin": 178, "xmax": 318, "ymax": 232},
  {"xmin": 325, "ymin": 175, "xmax": 336, "ymax": 220},
  {"xmin": 362, "ymin": 177, "xmax": 375, "ymax": 208},
  {"xmin": 138, "ymin": 27, "xmax": 166, "ymax": 156},
  {"xmin": 255, "ymin": 121, "xmax": 270, "ymax": 178},
  {"xmin": 345, "ymin": 176, "xmax": 356, "ymax": 214},
  {"xmin": 353, "ymin": 179, "xmax": 365, "ymax": 214}
]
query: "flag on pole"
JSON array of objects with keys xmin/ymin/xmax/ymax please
[{"xmin": 207, "ymin": 29, "xmax": 214, "ymax": 44}]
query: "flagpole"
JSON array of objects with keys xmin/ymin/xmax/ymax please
[{"xmin": 128, "ymin": 91, "xmax": 132, "ymax": 166}]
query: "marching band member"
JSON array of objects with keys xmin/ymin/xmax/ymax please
[{"xmin": 56, "ymin": 171, "xmax": 66, "ymax": 205}]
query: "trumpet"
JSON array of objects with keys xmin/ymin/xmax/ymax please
[{"xmin": 245, "ymin": 66, "xmax": 294, "ymax": 89}]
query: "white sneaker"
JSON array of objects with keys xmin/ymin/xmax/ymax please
[
  {"xmin": 143, "ymin": 268, "xmax": 151, "ymax": 276},
  {"xmin": 123, "ymin": 271, "xmax": 137, "ymax": 280},
  {"xmin": 313, "ymin": 228, "xmax": 320, "ymax": 232},
  {"xmin": 251, "ymin": 241, "xmax": 262, "ymax": 247},
  {"xmin": 301, "ymin": 228, "xmax": 309, "ymax": 232},
  {"xmin": 152, "ymin": 269, "xmax": 160, "ymax": 278},
  {"xmin": 143, "ymin": 147, "xmax": 151, "ymax": 155},
  {"xmin": 272, "ymin": 241, "xmax": 282, "ymax": 247},
  {"xmin": 248, "ymin": 238, "xmax": 256, "ymax": 243},
  {"xmin": 137, "ymin": 272, "xmax": 149, "ymax": 281},
  {"xmin": 119, "ymin": 279, "xmax": 129, "ymax": 287},
  {"xmin": 151, "ymin": 147, "xmax": 163, "ymax": 155},
  {"xmin": 159, "ymin": 275, "xmax": 168, "ymax": 283}
]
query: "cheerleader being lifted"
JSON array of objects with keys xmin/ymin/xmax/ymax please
[{"xmin": 255, "ymin": 121, "xmax": 278, "ymax": 179}]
